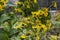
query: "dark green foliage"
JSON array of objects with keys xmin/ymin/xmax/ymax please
[{"xmin": 0, "ymin": 30, "xmax": 10, "ymax": 40}]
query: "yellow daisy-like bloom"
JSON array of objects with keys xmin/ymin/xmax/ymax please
[
  {"xmin": 20, "ymin": 22, "xmax": 27, "ymax": 26},
  {"xmin": 36, "ymin": 19, "xmax": 41, "ymax": 24},
  {"xmin": 0, "ymin": 0, "xmax": 8, "ymax": 11},
  {"xmin": 32, "ymin": 25, "xmax": 41, "ymax": 31},
  {"xmin": 43, "ymin": 8, "xmax": 48, "ymax": 12},
  {"xmin": 52, "ymin": 1, "xmax": 57, "ymax": 8},
  {"xmin": 0, "ymin": 4, "xmax": 7, "ymax": 11},
  {"xmin": 21, "ymin": 34, "xmax": 26, "ymax": 39},
  {"xmin": 32, "ymin": 25, "xmax": 38, "ymax": 29},
  {"xmin": 42, "ymin": 8, "xmax": 48, "ymax": 17},
  {"xmin": 31, "ymin": 11, "xmax": 40, "ymax": 17},
  {"xmin": 28, "ymin": 21, "xmax": 34, "ymax": 24},
  {"xmin": 39, "ymin": 10, "xmax": 44, "ymax": 15},
  {"xmin": 33, "ymin": 0, "xmax": 37, "ymax": 3},
  {"xmin": 32, "ymin": 10, "xmax": 44, "ymax": 16},
  {"xmin": 0, "ymin": 5, "xmax": 3, "ymax": 11},
  {"xmin": 44, "ymin": 12, "xmax": 48, "ymax": 17},
  {"xmin": 36, "ymin": 35, "xmax": 40, "ymax": 40},
  {"xmin": 41, "ymin": 24, "xmax": 47, "ymax": 31},
  {"xmin": 46, "ymin": 20, "xmax": 50, "ymax": 23},
  {"xmin": 14, "ymin": 8, "xmax": 22, "ymax": 12},
  {"xmin": 46, "ymin": 23, "xmax": 51, "ymax": 29},
  {"xmin": 16, "ymin": 26, "xmax": 21, "ymax": 29},
  {"xmin": 31, "ymin": 12, "xmax": 36, "ymax": 15},
  {"xmin": 36, "ymin": 11, "xmax": 41, "ymax": 16},
  {"xmin": 26, "ymin": 31, "xmax": 31, "ymax": 35},
  {"xmin": 0, "ymin": 0, "xmax": 8, "ymax": 3},
  {"xmin": 15, "ymin": 22, "xmax": 27, "ymax": 29},
  {"xmin": 25, "ymin": 17, "xmax": 30, "ymax": 21},
  {"xmin": 3, "ymin": 3, "xmax": 6, "ymax": 7}
]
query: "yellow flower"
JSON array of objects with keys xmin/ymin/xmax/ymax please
[
  {"xmin": 46, "ymin": 23, "xmax": 51, "ymax": 29},
  {"xmin": 14, "ymin": 1, "xmax": 23, "ymax": 5},
  {"xmin": 10, "ymin": 12, "xmax": 14, "ymax": 14},
  {"xmin": 0, "ymin": 0, "xmax": 8, "ymax": 11},
  {"xmin": 14, "ymin": 8, "xmax": 22, "ymax": 12},
  {"xmin": 44, "ymin": 12, "xmax": 48, "ymax": 17},
  {"xmin": 41, "ymin": 24, "xmax": 47, "ymax": 31},
  {"xmin": 26, "ymin": 21, "xmax": 34, "ymax": 24},
  {"xmin": 49, "ymin": 23, "xmax": 51, "ymax": 28},
  {"xmin": 1, "ymin": 0, "xmax": 8, "ymax": 3},
  {"xmin": 36, "ymin": 19, "xmax": 41, "ymax": 24},
  {"xmin": 50, "ymin": 35, "xmax": 57, "ymax": 40},
  {"xmin": 34, "ymin": 0, "xmax": 37, "ymax": 3},
  {"xmin": 21, "ymin": 34, "xmax": 26, "ymax": 39},
  {"xmin": 31, "ymin": 11, "xmax": 41, "ymax": 16},
  {"xmin": 32, "ymin": 26, "xmax": 36, "ymax": 29},
  {"xmin": 20, "ymin": 22, "xmax": 27, "ymax": 26},
  {"xmin": 15, "ymin": 22, "xmax": 26, "ymax": 29},
  {"xmin": 3, "ymin": 3, "xmax": 6, "ymax": 7},
  {"xmin": 41, "ymin": 24, "xmax": 45, "ymax": 28},
  {"xmin": 27, "ymin": 5, "xmax": 30, "ymax": 8},
  {"xmin": 16, "ymin": 26, "xmax": 21, "ymax": 29},
  {"xmin": 35, "ymin": 32, "xmax": 40, "ymax": 40},
  {"xmin": 46, "ymin": 20, "xmax": 50, "ymax": 23},
  {"xmin": 36, "ymin": 11, "xmax": 41, "ymax": 16},
  {"xmin": 32, "ymin": 25, "xmax": 37, "ymax": 29},
  {"xmin": 43, "ymin": 8, "xmax": 48, "ymax": 12},
  {"xmin": 36, "ymin": 35, "xmax": 40, "ymax": 40},
  {"xmin": 32, "ymin": 25, "xmax": 41, "ymax": 31},
  {"xmin": 26, "ymin": 31, "xmax": 31, "ymax": 35},
  {"xmin": 25, "ymin": 17, "xmax": 30, "ymax": 21},
  {"xmin": 52, "ymin": 1, "xmax": 57, "ymax": 8},
  {"xmin": 0, "ymin": 5, "xmax": 3, "ymax": 11},
  {"xmin": 31, "ymin": 12, "xmax": 36, "ymax": 15},
  {"xmin": 39, "ymin": 10, "xmax": 44, "ymax": 15},
  {"xmin": 31, "ymin": 10, "xmax": 45, "ymax": 17}
]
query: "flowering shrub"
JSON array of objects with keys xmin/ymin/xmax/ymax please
[{"xmin": 0, "ymin": 0, "xmax": 56, "ymax": 40}]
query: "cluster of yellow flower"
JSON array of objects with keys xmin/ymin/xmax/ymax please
[
  {"xmin": 14, "ymin": 7, "xmax": 51, "ymax": 31},
  {"xmin": 32, "ymin": 8, "xmax": 48, "ymax": 17},
  {"xmin": 7, "ymin": 0, "xmax": 52, "ymax": 40},
  {"xmin": 0, "ymin": 0, "xmax": 8, "ymax": 11},
  {"xmin": 14, "ymin": 0, "xmax": 38, "ymax": 9},
  {"xmin": 10, "ymin": 5, "xmax": 51, "ymax": 39}
]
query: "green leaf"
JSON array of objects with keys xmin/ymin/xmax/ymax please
[
  {"xmin": 0, "ymin": 14, "xmax": 10, "ymax": 23},
  {"xmin": 0, "ymin": 32, "xmax": 10, "ymax": 40}
]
